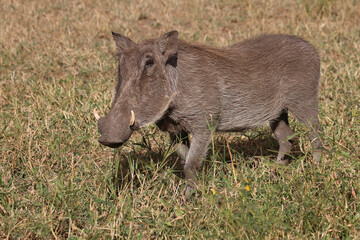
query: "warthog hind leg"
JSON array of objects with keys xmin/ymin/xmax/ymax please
[{"xmin": 270, "ymin": 109, "xmax": 294, "ymax": 164}]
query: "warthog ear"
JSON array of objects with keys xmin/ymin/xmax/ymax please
[
  {"xmin": 157, "ymin": 30, "xmax": 179, "ymax": 59},
  {"xmin": 112, "ymin": 32, "xmax": 136, "ymax": 52}
]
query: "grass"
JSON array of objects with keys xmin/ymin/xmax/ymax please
[{"xmin": 1, "ymin": 0, "xmax": 359, "ymax": 238}]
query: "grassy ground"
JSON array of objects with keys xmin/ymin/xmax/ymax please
[{"xmin": 1, "ymin": 0, "xmax": 359, "ymax": 238}]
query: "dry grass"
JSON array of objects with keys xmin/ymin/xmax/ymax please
[{"xmin": 1, "ymin": 0, "xmax": 359, "ymax": 238}]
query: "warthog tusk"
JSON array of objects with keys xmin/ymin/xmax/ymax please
[
  {"xmin": 129, "ymin": 110, "xmax": 135, "ymax": 126},
  {"xmin": 93, "ymin": 109, "xmax": 100, "ymax": 120}
]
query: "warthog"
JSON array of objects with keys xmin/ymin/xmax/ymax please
[{"xmin": 96, "ymin": 30, "xmax": 322, "ymax": 196}]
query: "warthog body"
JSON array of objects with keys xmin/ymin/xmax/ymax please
[{"xmin": 97, "ymin": 31, "xmax": 322, "ymax": 196}]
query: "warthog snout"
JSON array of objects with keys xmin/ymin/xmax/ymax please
[
  {"xmin": 97, "ymin": 117, "xmax": 122, "ymax": 148},
  {"xmin": 97, "ymin": 113, "xmax": 133, "ymax": 148}
]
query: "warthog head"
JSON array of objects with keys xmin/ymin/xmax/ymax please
[{"xmin": 97, "ymin": 31, "xmax": 179, "ymax": 148}]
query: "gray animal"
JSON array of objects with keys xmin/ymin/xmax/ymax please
[{"xmin": 96, "ymin": 31, "xmax": 323, "ymax": 196}]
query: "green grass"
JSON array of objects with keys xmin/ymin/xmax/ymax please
[{"xmin": 1, "ymin": 0, "xmax": 359, "ymax": 238}]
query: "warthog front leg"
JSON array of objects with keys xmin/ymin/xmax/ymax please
[
  {"xmin": 183, "ymin": 132, "xmax": 210, "ymax": 198},
  {"xmin": 170, "ymin": 131, "xmax": 190, "ymax": 165}
]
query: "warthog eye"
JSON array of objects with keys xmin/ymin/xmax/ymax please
[{"xmin": 145, "ymin": 59, "xmax": 154, "ymax": 68}]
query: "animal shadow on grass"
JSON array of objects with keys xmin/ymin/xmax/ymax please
[
  {"xmin": 111, "ymin": 139, "xmax": 184, "ymax": 195},
  {"xmin": 111, "ymin": 129, "xmax": 302, "ymax": 195},
  {"xmin": 211, "ymin": 129, "xmax": 302, "ymax": 169}
]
